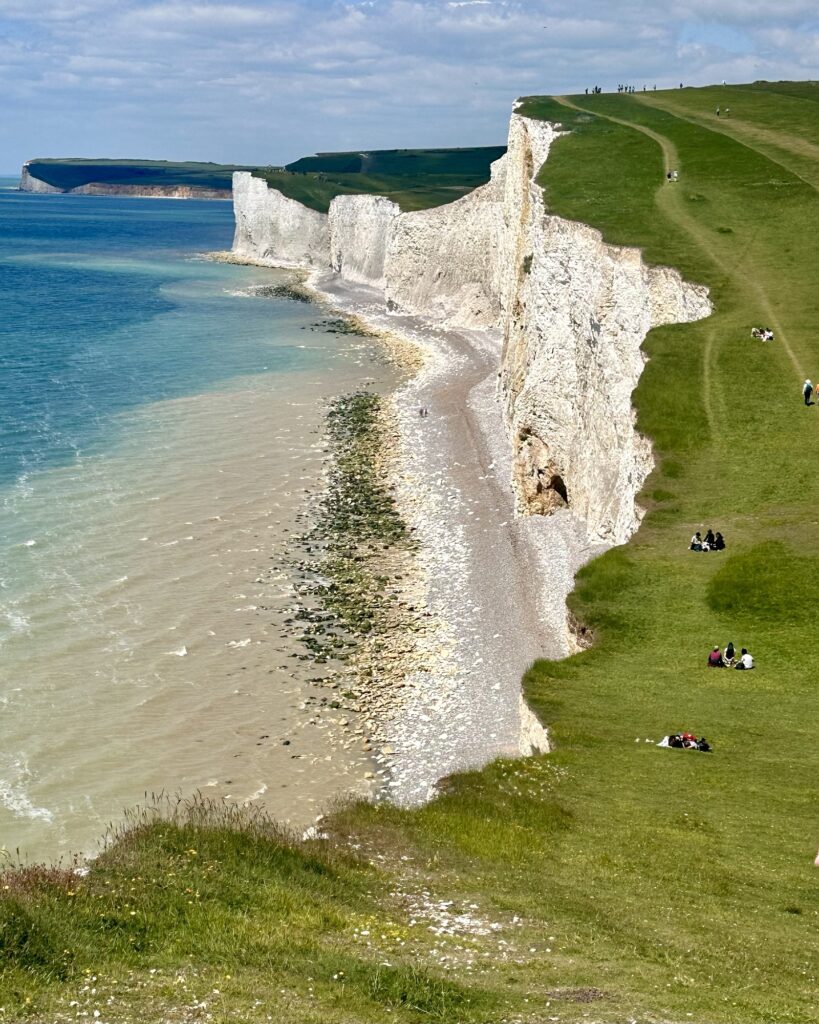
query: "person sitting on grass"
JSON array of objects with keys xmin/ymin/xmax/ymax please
[
  {"xmin": 708, "ymin": 646, "xmax": 725, "ymax": 668},
  {"xmin": 735, "ymin": 648, "xmax": 754, "ymax": 670},
  {"xmin": 723, "ymin": 642, "xmax": 736, "ymax": 667},
  {"xmin": 691, "ymin": 531, "xmax": 703, "ymax": 551},
  {"xmin": 713, "ymin": 531, "xmax": 726, "ymax": 550},
  {"xmin": 704, "ymin": 528, "xmax": 716, "ymax": 547},
  {"xmin": 662, "ymin": 733, "xmax": 712, "ymax": 751}
]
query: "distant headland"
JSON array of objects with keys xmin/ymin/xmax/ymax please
[{"xmin": 19, "ymin": 147, "xmax": 506, "ymax": 207}]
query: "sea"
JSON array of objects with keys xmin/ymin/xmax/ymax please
[{"xmin": 0, "ymin": 179, "xmax": 395, "ymax": 862}]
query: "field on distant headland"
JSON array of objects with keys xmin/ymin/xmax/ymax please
[
  {"xmin": 262, "ymin": 146, "xmax": 508, "ymax": 211},
  {"xmin": 3, "ymin": 83, "xmax": 817, "ymax": 1023},
  {"xmin": 24, "ymin": 148, "xmax": 506, "ymax": 209}
]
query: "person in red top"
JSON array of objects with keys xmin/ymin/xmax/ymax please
[{"xmin": 707, "ymin": 646, "xmax": 725, "ymax": 667}]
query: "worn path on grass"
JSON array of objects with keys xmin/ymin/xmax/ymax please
[
  {"xmin": 555, "ymin": 95, "xmax": 807, "ymax": 408},
  {"xmin": 635, "ymin": 94, "xmax": 819, "ymax": 193}
]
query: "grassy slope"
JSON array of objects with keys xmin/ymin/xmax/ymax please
[
  {"xmin": 3, "ymin": 86, "xmax": 817, "ymax": 1023},
  {"xmin": 275, "ymin": 147, "xmax": 508, "ymax": 211},
  {"xmin": 28, "ymin": 148, "xmax": 506, "ymax": 212},
  {"xmin": 254, "ymin": 146, "xmax": 505, "ymax": 213}
]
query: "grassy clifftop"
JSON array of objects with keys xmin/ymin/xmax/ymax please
[{"xmin": 4, "ymin": 84, "xmax": 817, "ymax": 1023}]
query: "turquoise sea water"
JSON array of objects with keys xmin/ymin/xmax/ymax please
[
  {"xmin": 2, "ymin": 185, "xmax": 321, "ymax": 487},
  {"xmin": 0, "ymin": 182, "xmax": 390, "ymax": 859}
]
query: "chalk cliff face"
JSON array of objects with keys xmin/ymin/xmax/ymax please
[
  {"xmin": 329, "ymin": 195, "xmax": 399, "ymax": 290},
  {"xmin": 232, "ymin": 172, "xmax": 329, "ymax": 267},
  {"xmin": 69, "ymin": 183, "xmax": 231, "ymax": 199},
  {"xmin": 495, "ymin": 118, "xmax": 711, "ymax": 543},
  {"xmin": 230, "ymin": 111, "xmax": 711, "ymax": 544},
  {"xmin": 383, "ymin": 158, "xmax": 506, "ymax": 328},
  {"xmin": 20, "ymin": 165, "xmax": 61, "ymax": 193}
]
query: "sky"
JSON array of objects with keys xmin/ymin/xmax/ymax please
[{"xmin": 1, "ymin": 0, "xmax": 818, "ymax": 170}]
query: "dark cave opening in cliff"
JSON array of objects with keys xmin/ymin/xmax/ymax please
[{"xmin": 549, "ymin": 474, "xmax": 568, "ymax": 504}]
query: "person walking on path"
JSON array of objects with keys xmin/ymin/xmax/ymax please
[{"xmin": 803, "ymin": 379, "xmax": 814, "ymax": 406}]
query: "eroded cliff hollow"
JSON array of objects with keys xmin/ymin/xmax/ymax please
[{"xmin": 231, "ymin": 110, "xmax": 711, "ymax": 545}]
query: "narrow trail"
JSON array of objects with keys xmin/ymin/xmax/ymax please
[
  {"xmin": 554, "ymin": 97, "xmax": 806, "ymax": 399},
  {"xmin": 635, "ymin": 95, "xmax": 819, "ymax": 194}
]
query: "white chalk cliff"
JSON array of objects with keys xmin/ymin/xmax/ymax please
[
  {"xmin": 19, "ymin": 164, "xmax": 61, "ymax": 193},
  {"xmin": 232, "ymin": 172, "xmax": 329, "ymax": 267},
  {"xmin": 231, "ymin": 110, "xmax": 711, "ymax": 546}
]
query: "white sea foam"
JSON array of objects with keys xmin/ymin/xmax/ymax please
[
  {"xmin": 0, "ymin": 759, "xmax": 54, "ymax": 823},
  {"xmin": 3, "ymin": 609, "xmax": 31, "ymax": 635}
]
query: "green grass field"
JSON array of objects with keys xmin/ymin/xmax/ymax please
[{"xmin": 3, "ymin": 84, "xmax": 817, "ymax": 1023}]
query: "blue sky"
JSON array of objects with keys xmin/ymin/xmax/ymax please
[{"xmin": 1, "ymin": 1, "xmax": 817, "ymax": 169}]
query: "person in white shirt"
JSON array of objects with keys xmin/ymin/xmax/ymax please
[{"xmin": 734, "ymin": 648, "xmax": 754, "ymax": 670}]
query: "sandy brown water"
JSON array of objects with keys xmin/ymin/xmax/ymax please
[{"xmin": 0, "ymin": 292, "xmax": 401, "ymax": 863}]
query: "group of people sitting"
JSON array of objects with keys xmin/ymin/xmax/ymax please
[
  {"xmin": 708, "ymin": 643, "xmax": 754, "ymax": 670},
  {"xmin": 751, "ymin": 326, "xmax": 775, "ymax": 341},
  {"xmin": 690, "ymin": 529, "xmax": 725, "ymax": 551},
  {"xmin": 658, "ymin": 732, "xmax": 712, "ymax": 751}
]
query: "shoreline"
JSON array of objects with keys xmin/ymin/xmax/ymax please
[
  {"xmin": 213, "ymin": 250, "xmax": 609, "ymax": 806},
  {"xmin": 309, "ymin": 270, "xmax": 607, "ymax": 803}
]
